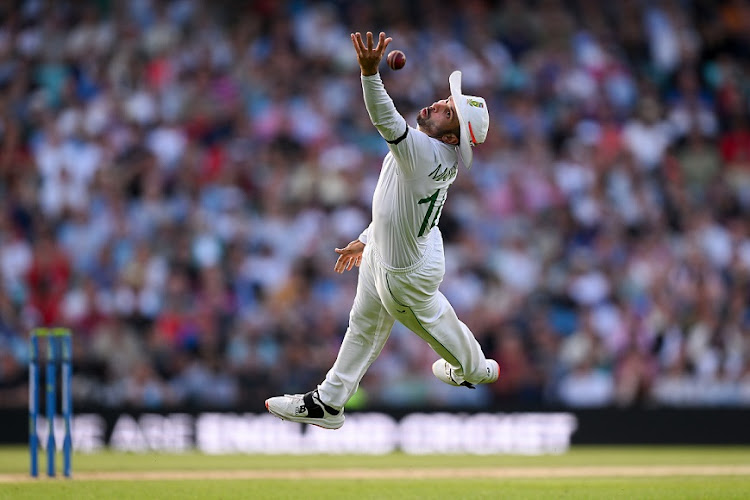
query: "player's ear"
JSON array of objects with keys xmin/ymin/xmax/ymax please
[{"xmin": 441, "ymin": 133, "xmax": 459, "ymax": 145}]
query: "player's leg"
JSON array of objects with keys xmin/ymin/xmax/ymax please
[
  {"xmin": 265, "ymin": 244, "xmax": 395, "ymax": 428},
  {"xmin": 378, "ymin": 234, "xmax": 497, "ymax": 387},
  {"xmin": 419, "ymin": 291, "xmax": 499, "ymax": 386},
  {"xmin": 316, "ymin": 245, "xmax": 395, "ymax": 409},
  {"xmin": 387, "ymin": 281, "xmax": 497, "ymax": 386}
]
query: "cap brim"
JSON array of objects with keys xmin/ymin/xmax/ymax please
[{"xmin": 449, "ymin": 71, "xmax": 473, "ymax": 169}]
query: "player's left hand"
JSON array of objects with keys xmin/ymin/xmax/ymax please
[{"xmin": 334, "ymin": 239, "xmax": 365, "ymax": 273}]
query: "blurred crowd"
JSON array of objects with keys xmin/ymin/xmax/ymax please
[{"xmin": 1, "ymin": 0, "xmax": 750, "ymax": 411}]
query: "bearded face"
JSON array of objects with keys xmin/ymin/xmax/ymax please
[{"xmin": 416, "ymin": 97, "xmax": 460, "ymax": 143}]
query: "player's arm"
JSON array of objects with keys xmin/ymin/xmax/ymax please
[
  {"xmin": 351, "ymin": 32, "xmax": 406, "ymax": 142},
  {"xmin": 352, "ymin": 32, "xmax": 434, "ymax": 177},
  {"xmin": 360, "ymin": 73, "xmax": 409, "ymax": 145},
  {"xmin": 357, "ymin": 224, "xmax": 371, "ymax": 244}
]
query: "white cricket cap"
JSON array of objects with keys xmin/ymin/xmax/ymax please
[{"xmin": 449, "ymin": 70, "xmax": 489, "ymax": 169}]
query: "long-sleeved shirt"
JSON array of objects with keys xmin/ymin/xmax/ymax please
[{"xmin": 359, "ymin": 73, "xmax": 460, "ymax": 269}]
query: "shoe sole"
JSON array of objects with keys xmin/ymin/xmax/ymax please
[{"xmin": 265, "ymin": 400, "xmax": 345, "ymax": 430}]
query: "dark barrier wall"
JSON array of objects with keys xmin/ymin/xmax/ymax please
[
  {"xmin": 3, "ymin": 408, "xmax": 750, "ymax": 447},
  {"xmin": 572, "ymin": 408, "xmax": 750, "ymax": 444}
]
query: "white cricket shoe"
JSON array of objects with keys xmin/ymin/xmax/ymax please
[
  {"xmin": 265, "ymin": 389, "xmax": 345, "ymax": 429},
  {"xmin": 432, "ymin": 358, "xmax": 499, "ymax": 388}
]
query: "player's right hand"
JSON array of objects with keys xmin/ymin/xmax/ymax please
[
  {"xmin": 334, "ymin": 239, "xmax": 365, "ymax": 273},
  {"xmin": 351, "ymin": 31, "xmax": 391, "ymax": 76}
]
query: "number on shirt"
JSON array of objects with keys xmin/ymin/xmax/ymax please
[{"xmin": 418, "ymin": 189, "xmax": 443, "ymax": 237}]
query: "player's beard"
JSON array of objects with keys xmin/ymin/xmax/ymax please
[{"xmin": 416, "ymin": 112, "xmax": 441, "ymax": 139}]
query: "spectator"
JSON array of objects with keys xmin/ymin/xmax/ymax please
[{"xmin": 0, "ymin": 0, "xmax": 748, "ymax": 411}]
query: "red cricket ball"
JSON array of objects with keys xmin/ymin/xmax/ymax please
[{"xmin": 386, "ymin": 50, "xmax": 406, "ymax": 71}]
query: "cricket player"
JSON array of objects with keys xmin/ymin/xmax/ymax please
[{"xmin": 266, "ymin": 32, "xmax": 497, "ymax": 429}]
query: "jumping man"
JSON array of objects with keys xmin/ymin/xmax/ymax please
[{"xmin": 265, "ymin": 31, "xmax": 497, "ymax": 429}]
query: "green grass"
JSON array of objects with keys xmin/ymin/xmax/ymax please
[
  {"xmin": 2, "ymin": 445, "xmax": 750, "ymax": 472},
  {"xmin": 2, "ymin": 446, "xmax": 750, "ymax": 499},
  {"xmin": 4, "ymin": 477, "xmax": 750, "ymax": 500},
  {"xmin": 3, "ymin": 477, "xmax": 750, "ymax": 500}
]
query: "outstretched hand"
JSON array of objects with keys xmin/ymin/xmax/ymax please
[
  {"xmin": 350, "ymin": 31, "xmax": 392, "ymax": 76},
  {"xmin": 334, "ymin": 239, "xmax": 365, "ymax": 273}
]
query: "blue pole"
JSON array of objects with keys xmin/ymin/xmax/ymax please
[
  {"xmin": 46, "ymin": 334, "xmax": 57, "ymax": 477},
  {"xmin": 59, "ymin": 329, "xmax": 73, "ymax": 478},
  {"xmin": 29, "ymin": 331, "xmax": 40, "ymax": 477}
]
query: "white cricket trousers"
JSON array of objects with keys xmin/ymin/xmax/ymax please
[{"xmin": 317, "ymin": 228, "xmax": 489, "ymax": 410}]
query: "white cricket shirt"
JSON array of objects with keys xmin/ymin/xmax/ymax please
[{"xmin": 359, "ymin": 73, "xmax": 460, "ymax": 269}]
